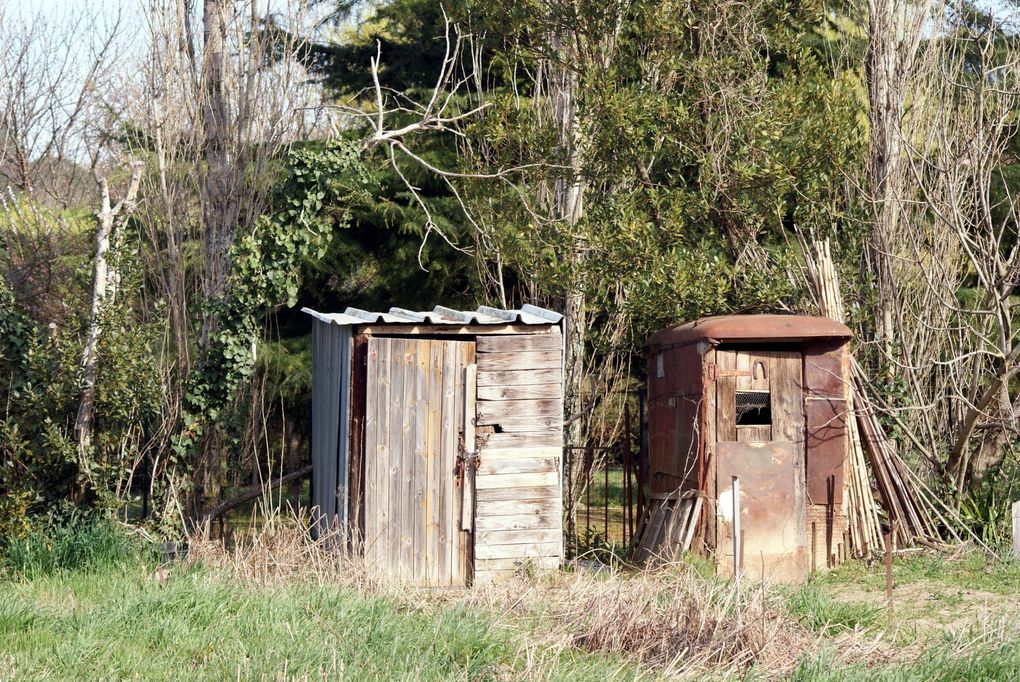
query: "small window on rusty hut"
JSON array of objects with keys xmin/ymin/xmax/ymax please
[{"xmin": 735, "ymin": 390, "xmax": 771, "ymax": 426}]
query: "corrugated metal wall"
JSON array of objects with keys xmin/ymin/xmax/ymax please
[{"xmin": 310, "ymin": 319, "xmax": 352, "ymax": 537}]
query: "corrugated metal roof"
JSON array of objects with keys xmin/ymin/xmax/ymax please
[
  {"xmin": 302, "ymin": 304, "xmax": 563, "ymax": 327},
  {"xmin": 647, "ymin": 314, "xmax": 852, "ymax": 348}
]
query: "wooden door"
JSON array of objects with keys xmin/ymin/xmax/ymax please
[
  {"xmin": 363, "ymin": 336, "xmax": 475, "ymax": 586},
  {"xmin": 714, "ymin": 350, "xmax": 807, "ymax": 581}
]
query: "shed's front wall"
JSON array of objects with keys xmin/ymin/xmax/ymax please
[
  {"xmin": 473, "ymin": 331, "xmax": 564, "ymax": 583},
  {"xmin": 643, "ymin": 324, "xmax": 853, "ymax": 579}
]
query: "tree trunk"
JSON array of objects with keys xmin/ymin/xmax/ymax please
[
  {"xmin": 865, "ymin": 0, "xmax": 905, "ymax": 372},
  {"xmin": 76, "ymin": 165, "xmax": 143, "ymax": 453},
  {"xmin": 199, "ymin": 0, "xmax": 238, "ymax": 344}
]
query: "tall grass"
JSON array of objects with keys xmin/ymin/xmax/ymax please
[
  {"xmin": 0, "ymin": 513, "xmax": 144, "ymax": 579},
  {"xmin": 2, "ymin": 508, "xmax": 1018, "ymax": 680}
]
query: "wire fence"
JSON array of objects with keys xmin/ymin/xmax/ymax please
[{"xmin": 564, "ymin": 402, "xmax": 646, "ymax": 558}]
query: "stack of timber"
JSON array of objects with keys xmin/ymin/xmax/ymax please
[
  {"xmin": 632, "ymin": 493, "xmax": 702, "ymax": 563},
  {"xmin": 473, "ymin": 332, "xmax": 564, "ymax": 583},
  {"xmin": 804, "ymin": 240, "xmax": 948, "ymax": 551}
]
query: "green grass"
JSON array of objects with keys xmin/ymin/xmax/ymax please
[
  {"xmin": 3, "ymin": 519, "xmax": 1020, "ymax": 680},
  {"xmin": 810, "ymin": 549, "xmax": 1020, "ymax": 596},
  {"xmin": 792, "ymin": 639, "xmax": 1020, "ymax": 681},
  {"xmin": 0, "ymin": 520, "xmax": 638, "ymax": 681},
  {"xmin": 2, "ymin": 565, "xmax": 616, "ymax": 680},
  {"xmin": 784, "ymin": 584, "xmax": 881, "ymax": 634},
  {"xmin": 0, "ymin": 513, "xmax": 145, "ymax": 579}
]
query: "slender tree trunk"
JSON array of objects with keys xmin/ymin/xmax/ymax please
[
  {"xmin": 865, "ymin": 0, "xmax": 904, "ymax": 370},
  {"xmin": 190, "ymin": 0, "xmax": 237, "ymax": 519},
  {"xmin": 200, "ymin": 0, "xmax": 237, "ymax": 342},
  {"xmin": 76, "ymin": 164, "xmax": 143, "ymax": 453}
]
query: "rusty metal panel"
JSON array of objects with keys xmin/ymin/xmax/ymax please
[
  {"xmin": 803, "ymin": 340, "xmax": 849, "ymax": 506},
  {"xmin": 647, "ymin": 398, "xmax": 678, "ymax": 495},
  {"xmin": 648, "ymin": 344, "xmax": 704, "ymax": 400},
  {"xmin": 715, "ymin": 441, "xmax": 807, "ymax": 582},
  {"xmin": 805, "ymin": 396, "xmax": 846, "ymax": 505},
  {"xmin": 648, "ymin": 315, "xmax": 852, "ymax": 350},
  {"xmin": 803, "ymin": 340, "xmax": 847, "ymax": 399},
  {"xmin": 647, "ymin": 343, "xmax": 705, "ymax": 496},
  {"xmin": 648, "ymin": 395, "xmax": 700, "ymax": 495}
]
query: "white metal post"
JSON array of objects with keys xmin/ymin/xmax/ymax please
[
  {"xmin": 732, "ymin": 475, "xmax": 741, "ymax": 582},
  {"xmin": 1012, "ymin": 500, "xmax": 1020, "ymax": 560}
]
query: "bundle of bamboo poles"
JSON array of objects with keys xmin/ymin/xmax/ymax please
[{"xmin": 803, "ymin": 240, "xmax": 948, "ymax": 552}]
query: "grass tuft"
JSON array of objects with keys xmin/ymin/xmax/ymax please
[
  {"xmin": 0, "ymin": 513, "xmax": 145, "ymax": 579},
  {"xmin": 785, "ymin": 583, "xmax": 882, "ymax": 634}
]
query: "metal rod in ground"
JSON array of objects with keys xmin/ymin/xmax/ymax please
[
  {"xmin": 604, "ymin": 454, "xmax": 609, "ymax": 541},
  {"xmin": 733, "ymin": 475, "xmax": 742, "ymax": 619},
  {"xmin": 620, "ymin": 403, "xmax": 628, "ymax": 542},
  {"xmin": 585, "ymin": 441, "xmax": 592, "ymax": 533},
  {"xmin": 884, "ymin": 531, "xmax": 893, "ymax": 620},
  {"xmin": 732, "ymin": 476, "xmax": 741, "ymax": 583}
]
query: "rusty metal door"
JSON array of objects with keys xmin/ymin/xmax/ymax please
[
  {"xmin": 714, "ymin": 350, "xmax": 807, "ymax": 581},
  {"xmin": 363, "ymin": 336, "xmax": 474, "ymax": 586}
]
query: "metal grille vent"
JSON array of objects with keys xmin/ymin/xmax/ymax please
[{"xmin": 735, "ymin": 390, "xmax": 771, "ymax": 425}]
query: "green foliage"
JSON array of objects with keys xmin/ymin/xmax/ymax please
[
  {"xmin": 958, "ymin": 472, "xmax": 1017, "ymax": 549},
  {"xmin": 0, "ymin": 217, "xmax": 164, "ymax": 535},
  {"xmin": 179, "ymin": 139, "xmax": 368, "ymax": 455},
  {"xmin": 0, "ymin": 512, "xmax": 144, "ymax": 580}
]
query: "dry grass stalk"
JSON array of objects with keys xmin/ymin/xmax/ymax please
[{"xmin": 184, "ymin": 508, "xmax": 888, "ymax": 679}]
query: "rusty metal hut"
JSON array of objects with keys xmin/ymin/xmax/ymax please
[
  {"xmin": 304, "ymin": 304, "xmax": 564, "ymax": 587},
  {"xmin": 639, "ymin": 314, "xmax": 854, "ymax": 581}
]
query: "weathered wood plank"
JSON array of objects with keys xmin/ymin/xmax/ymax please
[
  {"xmin": 475, "ymin": 498, "xmax": 560, "ymax": 517},
  {"xmin": 461, "ymin": 363, "xmax": 477, "ymax": 532},
  {"xmin": 476, "ymin": 446, "xmax": 561, "ymax": 461},
  {"xmin": 362, "ymin": 339, "xmax": 378, "ymax": 567},
  {"xmin": 479, "ymin": 432, "xmax": 562, "ymax": 450},
  {"xmin": 476, "ymin": 350, "xmax": 561, "ymax": 371},
  {"xmin": 475, "ymin": 541, "xmax": 562, "ymax": 560},
  {"xmin": 477, "ymin": 368, "xmax": 562, "ymax": 388},
  {"xmin": 475, "ymin": 512, "xmax": 560, "ymax": 532},
  {"xmin": 485, "ymin": 416, "xmax": 562, "ymax": 433},
  {"xmin": 474, "ymin": 556, "xmax": 560, "ymax": 572},
  {"xmin": 477, "ymin": 457, "xmax": 559, "ymax": 476},
  {"xmin": 716, "ymin": 350, "xmax": 737, "ymax": 442},
  {"xmin": 770, "ymin": 351, "xmax": 804, "ymax": 443},
  {"xmin": 476, "ymin": 334, "xmax": 562, "ymax": 353},
  {"xmin": 367, "ymin": 338, "xmax": 393, "ymax": 569},
  {"xmin": 1013, "ymin": 500, "xmax": 1020, "ymax": 561},
  {"xmin": 477, "ymin": 383, "xmax": 561, "ymax": 401},
  {"xmin": 476, "ymin": 399, "xmax": 562, "ymax": 424},
  {"xmin": 426, "ymin": 340, "xmax": 445, "ymax": 585},
  {"xmin": 476, "ymin": 528, "xmax": 561, "ymax": 546},
  {"xmin": 434, "ymin": 338, "xmax": 454, "ymax": 583},
  {"xmin": 388, "ymin": 339, "xmax": 408, "ymax": 576},
  {"xmin": 475, "ymin": 471, "xmax": 558, "ymax": 489},
  {"xmin": 476, "ymin": 485, "xmax": 561, "ymax": 503},
  {"xmin": 411, "ymin": 340, "xmax": 428, "ymax": 583},
  {"xmin": 456, "ymin": 342, "xmax": 474, "ymax": 585},
  {"xmin": 472, "ymin": 569, "xmax": 515, "ymax": 584}
]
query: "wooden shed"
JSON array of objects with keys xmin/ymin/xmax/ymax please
[
  {"xmin": 304, "ymin": 304, "xmax": 564, "ymax": 586},
  {"xmin": 639, "ymin": 315, "xmax": 853, "ymax": 581}
]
